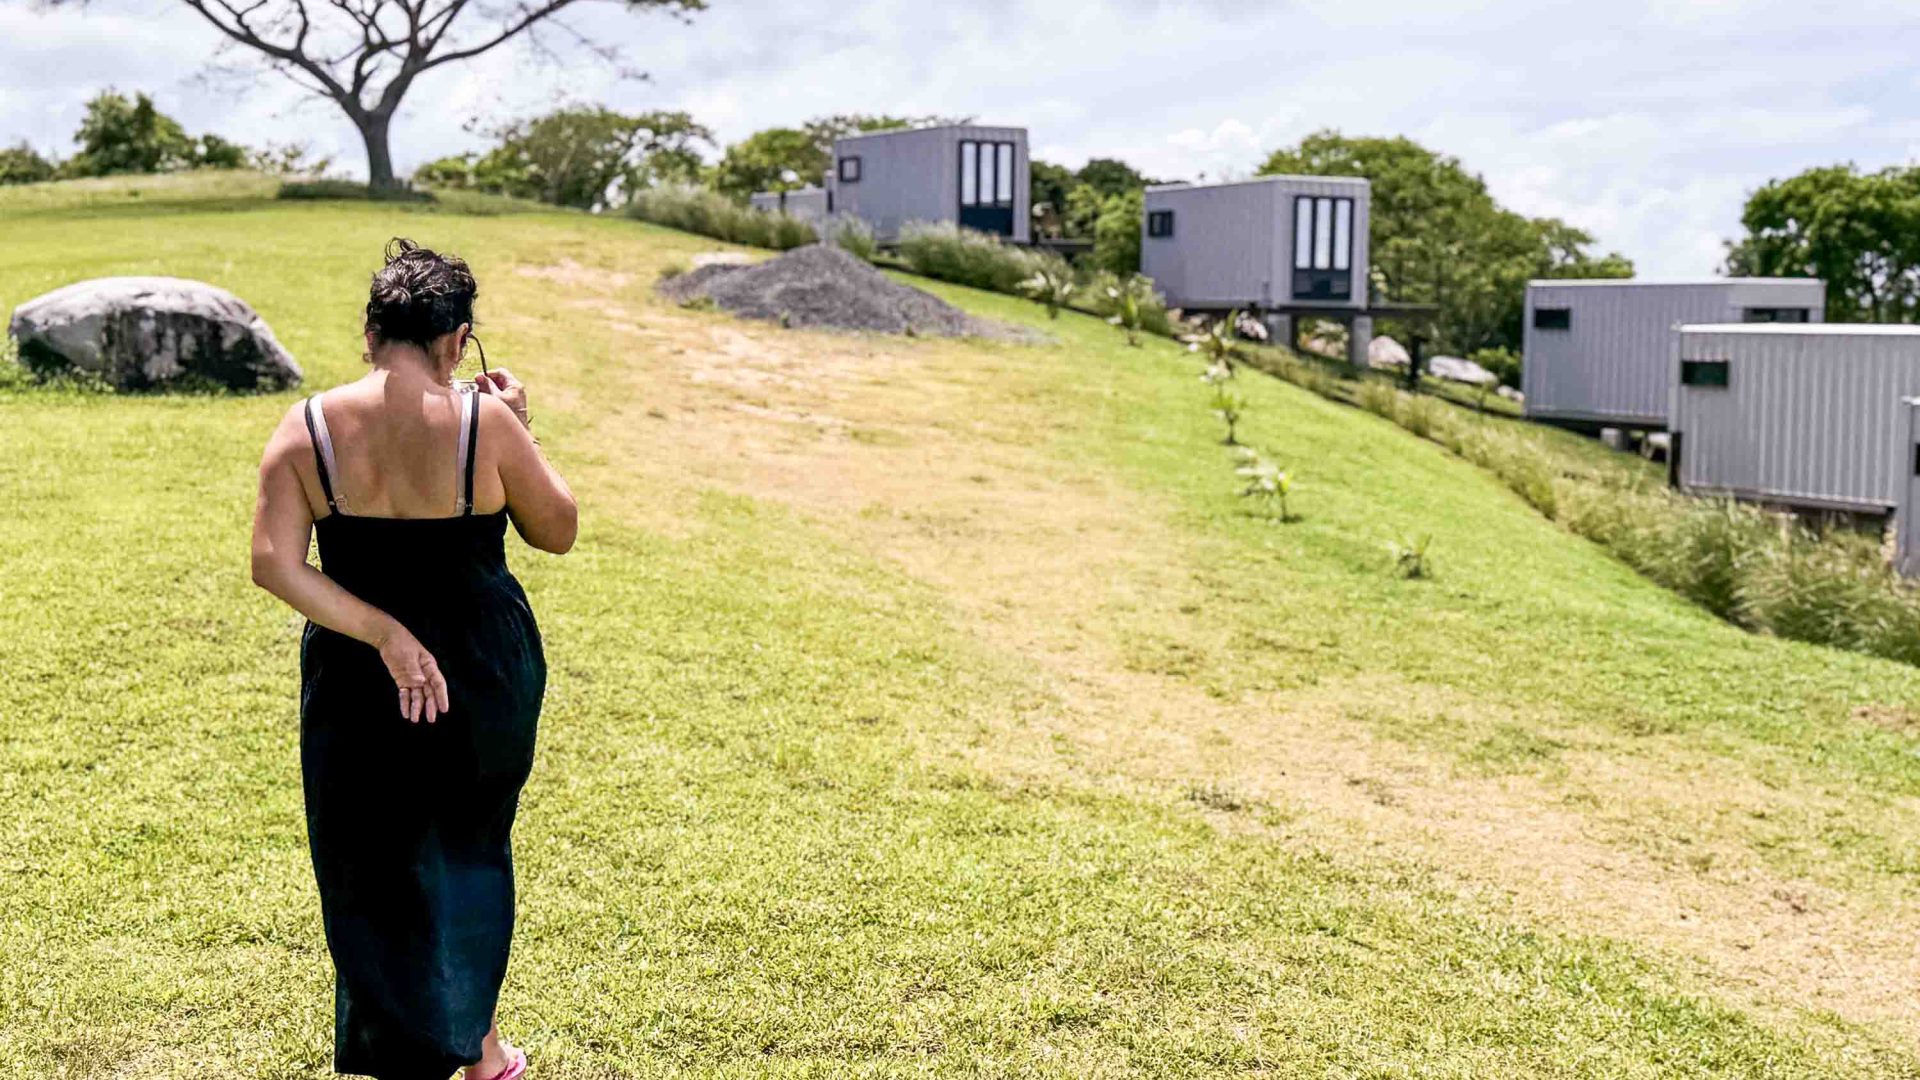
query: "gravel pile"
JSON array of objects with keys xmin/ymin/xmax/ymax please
[{"xmin": 660, "ymin": 244, "xmax": 1031, "ymax": 340}]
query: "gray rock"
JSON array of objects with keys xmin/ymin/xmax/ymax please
[{"xmin": 8, "ymin": 277, "xmax": 301, "ymax": 391}]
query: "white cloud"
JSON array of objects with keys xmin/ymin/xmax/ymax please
[{"xmin": 4, "ymin": 0, "xmax": 1920, "ymax": 276}]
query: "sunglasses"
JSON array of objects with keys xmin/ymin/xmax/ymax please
[{"xmin": 465, "ymin": 331, "xmax": 491, "ymax": 379}]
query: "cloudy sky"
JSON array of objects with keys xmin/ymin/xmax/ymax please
[{"xmin": 2, "ymin": 0, "xmax": 1915, "ymax": 277}]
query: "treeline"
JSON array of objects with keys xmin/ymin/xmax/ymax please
[
  {"xmin": 1724, "ymin": 163, "xmax": 1920, "ymax": 324},
  {"xmin": 0, "ymin": 91, "xmax": 322, "ymax": 185}
]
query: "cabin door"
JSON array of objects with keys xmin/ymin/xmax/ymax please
[
  {"xmin": 1901, "ymin": 398, "xmax": 1920, "ymax": 577},
  {"xmin": 959, "ymin": 139, "xmax": 1016, "ymax": 237}
]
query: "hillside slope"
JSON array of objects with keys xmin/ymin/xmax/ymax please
[{"xmin": 3, "ymin": 177, "xmax": 1919, "ymax": 1076}]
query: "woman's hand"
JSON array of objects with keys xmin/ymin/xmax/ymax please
[
  {"xmin": 376, "ymin": 621, "xmax": 450, "ymax": 723},
  {"xmin": 477, "ymin": 368, "xmax": 531, "ymax": 429}
]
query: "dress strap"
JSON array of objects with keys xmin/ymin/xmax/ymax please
[
  {"xmin": 303, "ymin": 395, "xmax": 339, "ymax": 514},
  {"xmin": 455, "ymin": 387, "xmax": 480, "ymax": 516}
]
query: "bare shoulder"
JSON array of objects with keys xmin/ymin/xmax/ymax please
[
  {"xmin": 475, "ymin": 392, "xmax": 530, "ymax": 443},
  {"xmin": 262, "ymin": 399, "xmax": 313, "ymax": 466}
]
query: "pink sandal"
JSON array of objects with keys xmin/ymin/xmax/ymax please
[{"xmin": 468, "ymin": 1047, "xmax": 527, "ymax": 1080}]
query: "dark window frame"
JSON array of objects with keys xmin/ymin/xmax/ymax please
[
  {"xmin": 1292, "ymin": 195, "xmax": 1354, "ymax": 272},
  {"xmin": 1533, "ymin": 307, "xmax": 1572, "ymax": 330},
  {"xmin": 1680, "ymin": 359, "xmax": 1731, "ymax": 388},
  {"xmin": 1147, "ymin": 209, "xmax": 1174, "ymax": 238},
  {"xmin": 958, "ymin": 139, "xmax": 1016, "ymax": 209},
  {"xmin": 1742, "ymin": 307, "xmax": 1810, "ymax": 323},
  {"xmin": 838, "ymin": 156, "xmax": 861, "ymax": 183}
]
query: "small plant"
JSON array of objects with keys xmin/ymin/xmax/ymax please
[
  {"xmin": 1235, "ymin": 448, "xmax": 1295, "ymax": 522},
  {"xmin": 1018, "ymin": 261, "xmax": 1078, "ymax": 319},
  {"xmin": 1202, "ymin": 362, "xmax": 1245, "ymax": 445},
  {"xmin": 657, "ymin": 260, "xmax": 687, "ymax": 282},
  {"xmin": 1100, "ymin": 273, "xmax": 1159, "ymax": 346},
  {"xmin": 1388, "ymin": 533, "xmax": 1434, "ymax": 579},
  {"xmin": 1181, "ymin": 310, "xmax": 1247, "ymax": 371}
]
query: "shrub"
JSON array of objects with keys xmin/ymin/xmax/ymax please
[
  {"xmin": 0, "ymin": 143, "xmax": 56, "ymax": 186},
  {"xmin": 896, "ymin": 222, "xmax": 1046, "ymax": 294},
  {"xmin": 823, "ymin": 216, "xmax": 877, "ymax": 262},
  {"xmin": 277, "ymin": 179, "xmax": 375, "ymax": 201},
  {"xmin": 626, "ymin": 186, "xmax": 819, "ymax": 250}
]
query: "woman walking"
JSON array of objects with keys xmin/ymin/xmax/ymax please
[{"xmin": 250, "ymin": 239, "xmax": 577, "ymax": 1080}]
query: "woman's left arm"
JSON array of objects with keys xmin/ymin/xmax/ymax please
[{"xmin": 250, "ymin": 405, "xmax": 450, "ymax": 722}]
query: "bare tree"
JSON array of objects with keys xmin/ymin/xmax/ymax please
[{"xmin": 155, "ymin": 0, "xmax": 704, "ymax": 191}]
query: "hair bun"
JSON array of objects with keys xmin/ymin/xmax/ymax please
[{"xmin": 365, "ymin": 237, "xmax": 476, "ymax": 351}]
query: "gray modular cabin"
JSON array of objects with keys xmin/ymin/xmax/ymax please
[
  {"xmin": 1523, "ymin": 278, "xmax": 1826, "ymax": 430},
  {"xmin": 1670, "ymin": 324, "xmax": 1920, "ymax": 515},
  {"xmin": 824, "ymin": 125, "xmax": 1030, "ymax": 245},
  {"xmin": 1140, "ymin": 175, "xmax": 1373, "ymax": 364},
  {"xmin": 748, "ymin": 187, "xmax": 828, "ymax": 224}
]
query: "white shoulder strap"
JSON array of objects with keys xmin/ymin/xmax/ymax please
[
  {"xmin": 305, "ymin": 394, "xmax": 341, "ymax": 513},
  {"xmin": 454, "ymin": 387, "xmax": 478, "ymax": 516}
]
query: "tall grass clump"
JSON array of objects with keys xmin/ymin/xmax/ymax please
[
  {"xmin": 896, "ymin": 222, "xmax": 1050, "ymax": 294},
  {"xmin": 822, "ymin": 215, "xmax": 877, "ymax": 262},
  {"xmin": 627, "ymin": 186, "xmax": 819, "ymax": 250}
]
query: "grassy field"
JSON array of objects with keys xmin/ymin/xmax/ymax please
[{"xmin": 5, "ymin": 174, "xmax": 1920, "ymax": 1077}]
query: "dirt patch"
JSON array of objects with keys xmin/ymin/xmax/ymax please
[
  {"xmin": 657, "ymin": 244, "xmax": 1035, "ymax": 341},
  {"xmin": 513, "ymin": 258, "xmax": 633, "ymax": 292}
]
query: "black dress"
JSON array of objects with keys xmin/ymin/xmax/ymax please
[{"xmin": 298, "ymin": 391, "xmax": 546, "ymax": 1080}]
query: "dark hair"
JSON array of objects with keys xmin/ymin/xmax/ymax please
[{"xmin": 364, "ymin": 238, "xmax": 477, "ymax": 349}]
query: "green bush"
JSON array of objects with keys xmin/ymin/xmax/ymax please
[
  {"xmin": 0, "ymin": 143, "xmax": 56, "ymax": 186},
  {"xmin": 277, "ymin": 179, "xmax": 373, "ymax": 201},
  {"xmin": 823, "ymin": 216, "xmax": 877, "ymax": 262},
  {"xmin": 626, "ymin": 186, "xmax": 819, "ymax": 250},
  {"xmin": 896, "ymin": 222, "xmax": 1050, "ymax": 294}
]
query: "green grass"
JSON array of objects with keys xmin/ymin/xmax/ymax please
[{"xmin": 4, "ymin": 174, "xmax": 1920, "ymax": 1077}]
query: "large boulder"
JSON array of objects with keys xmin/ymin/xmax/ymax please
[
  {"xmin": 8, "ymin": 277, "xmax": 300, "ymax": 391},
  {"xmin": 1427, "ymin": 354, "xmax": 1499, "ymax": 386},
  {"xmin": 1367, "ymin": 334, "xmax": 1411, "ymax": 371}
]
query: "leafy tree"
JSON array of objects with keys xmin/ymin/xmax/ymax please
[
  {"xmin": 1260, "ymin": 131, "xmax": 1631, "ymax": 355},
  {"xmin": 41, "ymin": 0, "xmax": 705, "ymax": 191},
  {"xmin": 63, "ymin": 91, "xmax": 195, "ymax": 176},
  {"xmin": 194, "ymin": 133, "xmax": 251, "ymax": 169},
  {"xmin": 1724, "ymin": 164, "xmax": 1920, "ymax": 322},
  {"xmin": 1090, "ymin": 188, "xmax": 1144, "ymax": 275},
  {"xmin": 419, "ymin": 106, "xmax": 711, "ymax": 210},
  {"xmin": 710, "ymin": 128, "xmax": 823, "ymax": 200},
  {"xmin": 1030, "ymin": 159, "xmax": 1077, "ymax": 237},
  {"xmin": 1076, "ymin": 157, "xmax": 1152, "ymax": 197},
  {"xmin": 0, "ymin": 143, "xmax": 56, "ymax": 185}
]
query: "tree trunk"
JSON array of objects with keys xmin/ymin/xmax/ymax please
[{"xmin": 357, "ymin": 111, "xmax": 398, "ymax": 193}]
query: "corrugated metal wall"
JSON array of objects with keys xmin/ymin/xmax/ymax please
[
  {"xmin": 826, "ymin": 125, "xmax": 1029, "ymax": 244},
  {"xmin": 1523, "ymin": 279, "xmax": 1825, "ymax": 427},
  {"xmin": 1673, "ymin": 326, "xmax": 1920, "ymax": 511},
  {"xmin": 1141, "ymin": 176, "xmax": 1369, "ymax": 312}
]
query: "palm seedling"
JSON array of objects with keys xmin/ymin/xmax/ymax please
[
  {"xmin": 1235, "ymin": 447, "xmax": 1295, "ymax": 522},
  {"xmin": 1018, "ymin": 262, "xmax": 1078, "ymax": 319}
]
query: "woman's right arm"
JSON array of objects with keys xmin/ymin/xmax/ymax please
[
  {"xmin": 478, "ymin": 369, "xmax": 578, "ymax": 554},
  {"xmin": 250, "ymin": 405, "xmax": 450, "ymax": 722}
]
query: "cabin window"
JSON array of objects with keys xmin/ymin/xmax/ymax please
[
  {"xmin": 1743, "ymin": 307, "xmax": 1810, "ymax": 323},
  {"xmin": 1681, "ymin": 359, "xmax": 1730, "ymax": 388},
  {"xmin": 960, "ymin": 140, "xmax": 1016, "ymax": 208},
  {"xmin": 1292, "ymin": 194, "xmax": 1355, "ymax": 300},
  {"xmin": 1147, "ymin": 210, "xmax": 1174, "ymax": 238},
  {"xmin": 1533, "ymin": 307, "xmax": 1572, "ymax": 330},
  {"xmin": 838, "ymin": 156, "xmax": 861, "ymax": 183}
]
